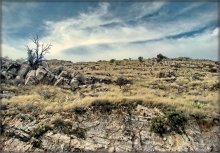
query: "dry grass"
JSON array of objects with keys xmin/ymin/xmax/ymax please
[{"xmin": 1, "ymin": 59, "xmax": 219, "ymax": 118}]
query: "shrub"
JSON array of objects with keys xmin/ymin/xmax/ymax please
[
  {"xmin": 138, "ymin": 56, "xmax": 144, "ymax": 62},
  {"xmin": 156, "ymin": 53, "xmax": 167, "ymax": 62},
  {"xmin": 37, "ymin": 90, "xmax": 56, "ymax": 100},
  {"xmin": 192, "ymin": 75, "xmax": 203, "ymax": 81},
  {"xmin": 176, "ymin": 57, "xmax": 191, "ymax": 61},
  {"xmin": 115, "ymin": 76, "xmax": 132, "ymax": 88},
  {"xmin": 72, "ymin": 106, "xmax": 87, "ymax": 115},
  {"xmin": 192, "ymin": 100, "xmax": 205, "ymax": 109},
  {"xmin": 158, "ymin": 71, "xmax": 166, "ymax": 78},
  {"xmin": 19, "ymin": 103, "xmax": 38, "ymax": 113},
  {"xmin": 165, "ymin": 110, "xmax": 187, "ymax": 133},
  {"xmin": 212, "ymin": 82, "xmax": 220, "ymax": 90},
  {"xmin": 150, "ymin": 116, "xmax": 167, "ymax": 136},
  {"xmin": 52, "ymin": 118, "xmax": 65, "ymax": 128},
  {"xmin": 51, "ymin": 117, "xmax": 72, "ymax": 134},
  {"xmin": 115, "ymin": 61, "xmax": 120, "ymax": 65},
  {"xmin": 109, "ymin": 59, "xmax": 116, "ymax": 63},
  {"xmin": 158, "ymin": 71, "xmax": 176, "ymax": 78},
  {"xmin": 32, "ymin": 123, "xmax": 51, "ymax": 138},
  {"xmin": 91, "ymin": 100, "xmax": 114, "ymax": 113},
  {"xmin": 0, "ymin": 104, "xmax": 8, "ymax": 110},
  {"xmin": 151, "ymin": 110, "xmax": 187, "ymax": 135},
  {"xmin": 72, "ymin": 127, "xmax": 86, "ymax": 139}
]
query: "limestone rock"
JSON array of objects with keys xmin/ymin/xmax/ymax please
[
  {"xmin": 25, "ymin": 70, "xmax": 37, "ymax": 85},
  {"xmin": 58, "ymin": 71, "xmax": 68, "ymax": 78},
  {"xmin": 3, "ymin": 138, "xmax": 33, "ymax": 152},
  {"xmin": 54, "ymin": 77, "xmax": 64, "ymax": 86},
  {"xmin": 70, "ymin": 78, "xmax": 79, "ymax": 89},
  {"xmin": 35, "ymin": 67, "xmax": 48, "ymax": 81},
  {"xmin": 17, "ymin": 64, "xmax": 30, "ymax": 79},
  {"xmin": 41, "ymin": 132, "xmax": 71, "ymax": 152}
]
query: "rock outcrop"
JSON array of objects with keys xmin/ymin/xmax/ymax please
[
  {"xmin": 1, "ymin": 105, "xmax": 219, "ymax": 152},
  {"xmin": 0, "ymin": 58, "xmax": 114, "ymax": 89}
]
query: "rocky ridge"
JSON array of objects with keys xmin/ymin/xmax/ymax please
[
  {"xmin": 0, "ymin": 57, "xmax": 113, "ymax": 93},
  {"xmin": 1, "ymin": 104, "xmax": 219, "ymax": 152},
  {"xmin": 1, "ymin": 57, "xmax": 219, "ymax": 152}
]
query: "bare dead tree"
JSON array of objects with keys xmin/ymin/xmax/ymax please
[{"xmin": 26, "ymin": 35, "xmax": 52, "ymax": 70}]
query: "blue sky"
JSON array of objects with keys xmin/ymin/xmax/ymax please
[{"xmin": 2, "ymin": 1, "xmax": 219, "ymax": 61}]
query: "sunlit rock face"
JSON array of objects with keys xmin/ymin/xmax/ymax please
[{"xmin": 1, "ymin": 104, "xmax": 220, "ymax": 152}]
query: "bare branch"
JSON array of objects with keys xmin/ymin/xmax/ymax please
[{"xmin": 26, "ymin": 35, "xmax": 51, "ymax": 70}]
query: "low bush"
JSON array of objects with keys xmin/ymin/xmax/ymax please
[
  {"xmin": 151, "ymin": 110, "xmax": 187, "ymax": 136},
  {"xmin": 192, "ymin": 100, "xmax": 205, "ymax": 109},
  {"xmin": 51, "ymin": 117, "xmax": 73, "ymax": 134},
  {"xmin": 91, "ymin": 100, "xmax": 114, "ymax": 113},
  {"xmin": 158, "ymin": 71, "xmax": 166, "ymax": 78},
  {"xmin": 150, "ymin": 116, "xmax": 167, "ymax": 136},
  {"xmin": 37, "ymin": 90, "xmax": 56, "ymax": 100},
  {"xmin": 165, "ymin": 110, "xmax": 187, "ymax": 133},
  {"xmin": 52, "ymin": 118, "xmax": 66, "ymax": 129},
  {"xmin": 32, "ymin": 123, "xmax": 52, "ymax": 138},
  {"xmin": 211, "ymin": 82, "xmax": 220, "ymax": 90},
  {"xmin": 192, "ymin": 75, "xmax": 203, "ymax": 81},
  {"xmin": 138, "ymin": 56, "xmax": 144, "ymax": 62},
  {"xmin": 72, "ymin": 127, "xmax": 86, "ymax": 139},
  {"xmin": 72, "ymin": 106, "xmax": 87, "ymax": 115},
  {"xmin": 109, "ymin": 59, "xmax": 116, "ymax": 63},
  {"xmin": 115, "ymin": 77, "xmax": 132, "ymax": 88},
  {"xmin": 156, "ymin": 53, "xmax": 167, "ymax": 62}
]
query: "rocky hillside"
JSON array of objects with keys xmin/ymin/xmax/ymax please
[
  {"xmin": 1, "ymin": 103, "xmax": 220, "ymax": 152},
  {"xmin": 0, "ymin": 57, "xmax": 219, "ymax": 152}
]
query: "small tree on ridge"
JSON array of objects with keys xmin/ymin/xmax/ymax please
[{"xmin": 26, "ymin": 35, "xmax": 52, "ymax": 70}]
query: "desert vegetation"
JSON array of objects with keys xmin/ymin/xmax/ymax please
[
  {"xmin": 26, "ymin": 35, "xmax": 51, "ymax": 70},
  {"xmin": 0, "ymin": 48, "xmax": 219, "ymax": 151},
  {"xmin": 1, "ymin": 53, "xmax": 218, "ymax": 117}
]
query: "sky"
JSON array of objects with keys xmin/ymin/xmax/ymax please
[{"xmin": 2, "ymin": 1, "xmax": 219, "ymax": 62}]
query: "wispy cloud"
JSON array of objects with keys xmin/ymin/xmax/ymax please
[{"xmin": 2, "ymin": 1, "xmax": 219, "ymax": 61}]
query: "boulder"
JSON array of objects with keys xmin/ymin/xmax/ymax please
[
  {"xmin": 41, "ymin": 132, "xmax": 71, "ymax": 152},
  {"xmin": 4, "ymin": 62, "xmax": 21, "ymax": 80},
  {"xmin": 52, "ymin": 66, "xmax": 64, "ymax": 75},
  {"xmin": 25, "ymin": 70, "xmax": 37, "ymax": 85},
  {"xmin": 3, "ymin": 138, "xmax": 33, "ymax": 152},
  {"xmin": 58, "ymin": 71, "xmax": 68, "ymax": 78},
  {"xmin": 35, "ymin": 67, "xmax": 48, "ymax": 81},
  {"xmin": 6, "ymin": 62, "xmax": 21, "ymax": 71},
  {"xmin": 70, "ymin": 72, "xmax": 77, "ymax": 78},
  {"xmin": 25, "ymin": 67, "xmax": 50, "ymax": 85},
  {"xmin": 17, "ymin": 64, "xmax": 30, "ymax": 79},
  {"xmin": 4, "ymin": 125, "xmax": 31, "ymax": 142},
  {"xmin": 14, "ymin": 76, "xmax": 25, "ymax": 85},
  {"xmin": 54, "ymin": 77, "xmax": 64, "ymax": 86},
  {"xmin": 70, "ymin": 78, "xmax": 79, "ymax": 89},
  {"xmin": 41, "ymin": 72, "xmax": 56, "ymax": 85}
]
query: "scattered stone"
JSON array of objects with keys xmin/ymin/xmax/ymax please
[
  {"xmin": 25, "ymin": 70, "xmax": 37, "ymax": 85},
  {"xmin": 58, "ymin": 70, "xmax": 68, "ymax": 78},
  {"xmin": 17, "ymin": 64, "xmax": 30, "ymax": 79},
  {"xmin": 70, "ymin": 78, "xmax": 79, "ymax": 90},
  {"xmin": 35, "ymin": 66, "xmax": 48, "ymax": 80},
  {"xmin": 3, "ymin": 138, "xmax": 33, "ymax": 152}
]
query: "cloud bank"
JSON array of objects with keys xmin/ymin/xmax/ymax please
[{"xmin": 2, "ymin": 1, "xmax": 219, "ymax": 61}]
